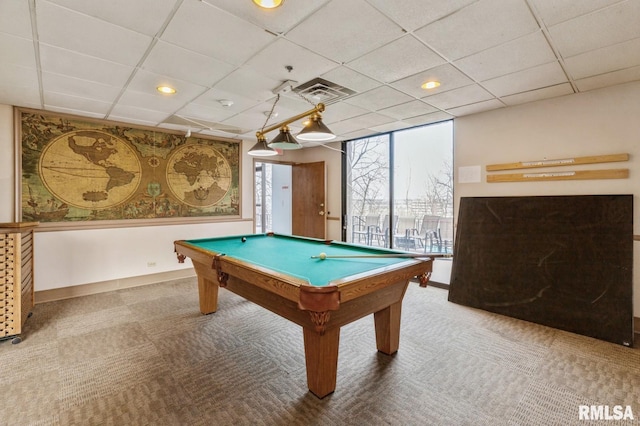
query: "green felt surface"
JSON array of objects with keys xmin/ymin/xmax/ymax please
[{"xmin": 184, "ymin": 233, "xmax": 411, "ymax": 286}]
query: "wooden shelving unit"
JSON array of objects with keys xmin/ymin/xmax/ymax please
[{"xmin": 1, "ymin": 222, "xmax": 38, "ymax": 344}]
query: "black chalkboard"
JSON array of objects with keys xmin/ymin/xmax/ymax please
[{"xmin": 448, "ymin": 195, "xmax": 634, "ymax": 346}]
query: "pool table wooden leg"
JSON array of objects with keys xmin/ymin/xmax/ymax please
[
  {"xmin": 303, "ymin": 326, "xmax": 340, "ymax": 398},
  {"xmin": 193, "ymin": 263, "xmax": 219, "ymax": 315},
  {"xmin": 373, "ymin": 300, "xmax": 402, "ymax": 354}
]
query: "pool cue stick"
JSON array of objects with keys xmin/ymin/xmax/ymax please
[{"xmin": 311, "ymin": 253, "xmax": 451, "ymax": 259}]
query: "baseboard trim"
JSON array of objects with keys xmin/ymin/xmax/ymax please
[
  {"xmin": 635, "ymin": 317, "xmax": 640, "ymax": 336},
  {"xmin": 35, "ymin": 269, "xmax": 196, "ymax": 304}
]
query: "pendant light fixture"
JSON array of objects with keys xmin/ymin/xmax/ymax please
[
  {"xmin": 249, "ymin": 81, "xmax": 337, "ymax": 156},
  {"xmin": 297, "ymin": 112, "xmax": 335, "ymax": 142},
  {"xmin": 267, "ymin": 126, "xmax": 301, "ymax": 150},
  {"xmin": 248, "ymin": 135, "xmax": 278, "ymax": 156}
]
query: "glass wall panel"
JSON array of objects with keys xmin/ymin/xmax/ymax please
[
  {"xmin": 344, "ymin": 121, "xmax": 453, "ymax": 253},
  {"xmin": 392, "ymin": 121, "xmax": 453, "ymax": 253},
  {"xmin": 344, "ymin": 135, "xmax": 390, "ymax": 246}
]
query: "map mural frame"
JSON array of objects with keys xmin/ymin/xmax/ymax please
[{"xmin": 17, "ymin": 108, "xmax": 241, "ymax": 230}]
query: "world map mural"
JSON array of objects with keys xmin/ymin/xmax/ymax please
[{"xmin": 20, "ymin": 110, "xmax": 240, "ymax": 225}]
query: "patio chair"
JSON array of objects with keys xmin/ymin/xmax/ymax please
[
  {"xmin": 370, "ymin": 215, "xmax": 398, "ymax": 247},
  {"xmin": 393, "ymin": 216, "xmax": 419, "ymax": 250},
  {"xmin": 417, "ymin": 215, "xmax": 440, "ymax": 253},
  {"xmin": 436, "ymin": 218, "xmax": 455, "ymax": 253},
  {"xmin": 352, "ymin": 214, "xmax": 380, "ymax": 245}
]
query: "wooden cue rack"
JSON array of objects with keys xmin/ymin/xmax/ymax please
[{"xmin": 1, "ymin": 222, "xmax": 38, "ymax": 344}]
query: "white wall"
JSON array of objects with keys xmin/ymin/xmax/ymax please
[
  {"xmin": 271, "ymin": 163, "xmax": 292, "ymax": 234},
  {"xmin": 454, "ymin": 81, "xmax": 640, "ymax": 317}
]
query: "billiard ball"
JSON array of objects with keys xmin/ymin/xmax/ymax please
[{"xmin": 241, "ymin": 237, "xmax": 247, "ymax": 243}]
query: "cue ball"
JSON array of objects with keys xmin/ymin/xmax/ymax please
[
  {"xmin": 319, "ymin": 252, "xmax": 327, "ymax": 260},
  {"xmin": 241, "ymin": 237, "xmax": 247, "ymax": 243}
]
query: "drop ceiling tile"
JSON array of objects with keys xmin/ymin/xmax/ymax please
[
  {"xmin": 547, "ymin": 0, "xmax": 640, "ymax": 57},
  {"xmin": 414, "ymin": 0, "xmax": 539, "ymax": 60},
  {"xmin": 564, "ymin": 37, "xmax": 640, "ymax": 80},
  {"xmin": 44, "ymin": 91, "xmax": 113, "ymax": 115},
  {"xmin": 244, "ymin": 38, "xmax": 338, "ymax": 84},
  {"xmin": 378, "ymin": 100, "xmax": 438, "ymax": 120},
  {"xmin": 446, "ymin": 98, "xmax": 504, "ymax": 116},
  {"xmin": 108, "ymin": 105, "xmax": 171, "ymax": 125},
  {"xmin": 0, "ymin": 0, "xmax": 33, "ymax": 39},
  {"xmin": 347, "ymin": 35, "xmax": 446, "ymax": 83},
  {"xmin": 219, "ymin": 111, "xmax": 272, "ymax": 135},
  {"xmin": 48, "ymin": 0, "xmax": 177, "ymax": 36},
  {"xmin": 285, "ymin": 0, "xmax": 403, "ymax": 63},
  {"xmin": 404, "ymin": 111, "xmax": 453, "ymax": 126},
  {"xmin": 0, "ymin": 64, "xmax": 40, "ymax": 107},
  {"xmin": 423, "ymin": 84, "xmax": 494, "ymax": 110},
  {"xmin": 390, "ymin": 64, "xmax": 474, "ymax": 99},
  {"xmin": 213, "ymin": 67, "xmax": 281, "ymax": 102},
  {"xmin": 39, "ymin": 44, "xmax": 134, "ymax": 87},
  {"xmin": 321, "ymin": 101, "xmax": 369, "ymax": 124},
  {"xmin": 370, "ymin": 120, "xmax": 413, "ymax": 134},
  {"xmin": 320, "ymin": 66, "xmax": 380, "ymax": 94},
  {"xmin": 328, "ymin": 118, "xmax": 369, "ymax": 135},
  {"xmin": 575, "ymin": 65, "xmax": 640, "ymax": 92},
  {"xmin": 44, "ymin": 105, "xmax": 107, "ymax": 119},
  {"xmin": 529, "ymin": 0, "xmax": 624, "ymax": 27},
  {"xmin": 182, "ymin": 88, "xmax": 260, "ymax": 122},
  {"xmin": 115, "ymin": 89, "xmax": 194, "ymax": 114},
  {"xmin": 365, "ymin": 0, "xmax": 477, "ymax": 32},
  {"xmin": 481, "ymin": 61, "xmax": 568, "ymax": 97},
  {"xmin": 37, "ymin": 1, "xmax": 153, "ymax": 67},
  {"xmin": 501, "ymin": 83, "xmax": 574, "ymax": 106},
  {"xmin": 454, "ymin": 31, "xmax": 557, "ymax": 82},
  {"xmin": 42, "ymin": 72, "xmax": 121, "ymax": 103},
  {"xmin": 348, "ymin": 111, "xmax": 396, "ymax": 128},
  {"xmin": 344, "ymin": 86, "xmax": 414, "ymax": 111},
  {"xmin": 125, "ymin": 69, "xmax": 208, "ymax": 106},
  {"xmin": 340, "ymin": 128, "xmax": 378, "ymax": 140},
  {"xmin": 0, "ymin": 33, "xmax": 37, "ymax": 68},
  {"xmin": 161, "ymin": 0, "xmax": 275, "ymax": 66},
  {"xmin": 0, "ymin": 63, "xmax": 38, "ymax": 87},
  {"xmin": 0, "ymin": 33, "xmax": 36, "ymax": 69},
  {"xmin": 201, "ymin": 0, "xmax": 331, "ymax": 35},
  {"xmin": 142, "ymin": 41, "xmax": 236, "ymax": 88}
]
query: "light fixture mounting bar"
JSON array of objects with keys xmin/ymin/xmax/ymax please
[{"xmin": 255, "ymin": 103, "xmax": 325, "ymax": 139}]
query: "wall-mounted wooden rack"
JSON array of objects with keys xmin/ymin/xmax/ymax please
[{"xmin": 486, "ymin": 153, "xmax": 629, "ymax": 172}]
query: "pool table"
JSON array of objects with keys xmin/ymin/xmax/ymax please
[{"xmin": 174, "ymin": 233, "xmax": 433, "ymax": 398}]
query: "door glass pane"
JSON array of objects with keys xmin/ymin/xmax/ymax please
[
  {"xmin": 392, "ymin": 121, "xmax": 453, "ymax": 253},
  {"xmin": 345, "ymin": 135, "xmax": 390, "ymax": 246}
]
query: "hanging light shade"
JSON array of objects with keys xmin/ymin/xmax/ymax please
[
  {"xmin": 267, "ymin": 126, "xmax": 301, "ymax": 150},
  {"xmin": 252, "ymin": 0, "xmax": 283, "ymax": 9},
  {"xmin": 297, "ymin": 113, "xmax": 336, "ymax": 142},
  {"xmin": 248, "ymin": 135, "xmax": 278, "ymax": 157}
]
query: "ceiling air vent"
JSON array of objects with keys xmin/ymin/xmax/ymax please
[{"xmin": 293, "ymin": 78, "xmax": 356, "ymax": 105}]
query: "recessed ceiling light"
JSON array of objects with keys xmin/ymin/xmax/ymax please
[
  {"xmin": 421, "ymin": 81, "xmax": 440, "ymax": 90},
  {"xmin": 252, "ymin": 0, "xmax": 283, "ymax": 9},
  {"xmin": 157, "ymin": 85, "xmax": 177, "ymax": 94}
]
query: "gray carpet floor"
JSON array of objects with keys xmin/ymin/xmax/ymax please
[{"xmin": 1, "ymin": 278, "xmax": 638, "ymax": 426}]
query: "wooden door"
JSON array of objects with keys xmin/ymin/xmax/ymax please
[{"xmin": 292, "ymin": 161, "xmax": 326, "ymax": 239}]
